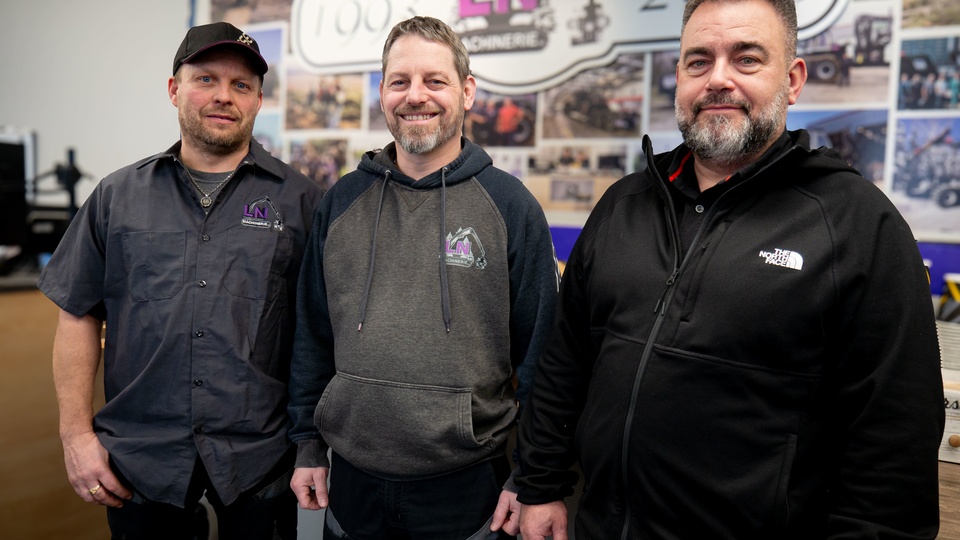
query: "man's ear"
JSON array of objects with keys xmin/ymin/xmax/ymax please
[
  {"xmin": 463, "ymin": 75, "xmax": 477, "ymax": 111},
  {"xmin": 168, "ymin": 76, "xmax": 180, "ymax": 108},
  {"xmin": 787, "ymin": 57, "xmax": 807, "ymax": 105}
]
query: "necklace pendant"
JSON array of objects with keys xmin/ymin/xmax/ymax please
[{"xmin": 200, "ymin": 196, "xmax": 213, "ymax": 208}]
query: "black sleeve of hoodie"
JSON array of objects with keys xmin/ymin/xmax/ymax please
[
  {"xmin": 820, "ymin": 185, "xmax": 944, "ymax": 538},
  {"xmin": 287, "ymin": 196, "xmax": 337, "ymax": 468}
]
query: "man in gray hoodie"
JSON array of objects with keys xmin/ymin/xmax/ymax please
[{"xmin": 287, "ymin": 15, "xmax": 558, "ymax": 540}]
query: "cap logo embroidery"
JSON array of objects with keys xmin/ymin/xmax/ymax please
[{"xmin": 238, "ymin": 33, "xmax": 254, "ymax": 45}]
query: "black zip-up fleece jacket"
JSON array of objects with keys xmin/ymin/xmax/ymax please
[
  {"xmin": 517, "ymin": 130, "xmax": 944, "ymax": 539},
  {"xmin": 289, "ymin": 138, "xmax": 558, "ymax": 478}
]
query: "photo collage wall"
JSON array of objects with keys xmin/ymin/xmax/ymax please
[{"xmin": 198, "ymin": 0, "xmax": 960, "ymax": 287}]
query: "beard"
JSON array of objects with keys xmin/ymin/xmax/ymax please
[
  {"xmin": 676, "ymin": 87, "xmax": 787, "ymax": 168},
  {"xmin": 386, "ymin": 102, "xmax": 465, "ymax": 155},
  {"xmin": 178, "ymin": 105, "xmax": 253, "ymax": 157}
]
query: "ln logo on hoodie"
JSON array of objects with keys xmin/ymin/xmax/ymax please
[
  {"xmin": 445, "ymin": 227, "xmax": 487, "ymax": 269},
  {"xmin": 759, "ymin": 248, "xmax": 804, "ymax": 270}
]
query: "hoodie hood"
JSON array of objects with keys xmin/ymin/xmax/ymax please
[{"xmin": 357, "ymin": 137, "xmax": 494, "ymax": 189}]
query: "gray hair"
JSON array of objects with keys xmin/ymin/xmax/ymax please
[{"xmin": 681, "ymin": 0, "xmax": 798, "ymax": 60}]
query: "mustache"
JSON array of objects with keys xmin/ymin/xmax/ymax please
[
  {"xmin": 693, "ymin": 95, "xmax": 750, "ymax": 115},
  {"xmin": 395, "ymin": 105, "xmax": 441, "ymax": 115}
]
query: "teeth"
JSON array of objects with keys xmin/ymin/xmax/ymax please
[{"xmin": 403, "ymin": 114, "xmax": 433, "ymax": 121}]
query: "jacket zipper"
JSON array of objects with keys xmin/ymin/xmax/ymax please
[{"xmin": 617, "ymin": 137, "xmax": 800, "ymax": 539}]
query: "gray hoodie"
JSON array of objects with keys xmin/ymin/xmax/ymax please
[{"xmin": 289, "ymin": 138, "xmax": 558, "ymax": 477}]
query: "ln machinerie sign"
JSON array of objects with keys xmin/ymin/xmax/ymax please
[{"xmin": 292, "ymin": 0, "xmax": 849, "ymax": 94}]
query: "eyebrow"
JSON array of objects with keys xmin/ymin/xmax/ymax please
[{"xmin": 682, "ymin": 41, "xmax": 770, "ymax": 62}]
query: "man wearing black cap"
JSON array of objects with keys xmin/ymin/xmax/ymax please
[{"xmin": 38, "ymin": 22, "xmax": 324, "ymax": 539}]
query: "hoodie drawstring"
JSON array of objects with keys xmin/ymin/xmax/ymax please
[
  {"xmin": 357, "ymin": 171, "xmax": 391, "ymax": 331},
  {"xmin": 439, "ymin": 167, "xmax": 452, "ymax": 333}
]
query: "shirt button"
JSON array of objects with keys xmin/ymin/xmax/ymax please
[
  {"xmin": 202, "ymin": 234, "xmax": 211, "ymax": 241},
  {"xmin": 695, "ymin": 204, "xmax": 705, "ymax": 213},
  {"xmin": 195, "ymin": 330, "xmax": 204, "ymax": 337},
  {"xmin": 193, "ymin": 379, "xmax": 203, "ymax": 387},
  {"xmin": 198, "ymin": 280, "xmax": 206, "ymax": 288}
]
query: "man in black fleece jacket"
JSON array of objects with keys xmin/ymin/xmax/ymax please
[{"xmin": 516, "ymin": 0, "xmax": 945, "ymax": 538}]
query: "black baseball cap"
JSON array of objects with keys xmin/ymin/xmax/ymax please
[{"xmin": 173, "ymin": 22, "xmax": 268, "ymax": 76}]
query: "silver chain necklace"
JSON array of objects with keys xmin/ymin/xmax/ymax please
[{"xmin": 182, "ymin": 162, "xmax": 237, "ymax": 208}]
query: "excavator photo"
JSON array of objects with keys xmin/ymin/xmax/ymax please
[
  {"xmin": 801, "ymin": 14, "xmax": 892, "ymax": 83},
  {"xmin": 897, "ymin": 126, "xmax": 960, "ymax": 208}
]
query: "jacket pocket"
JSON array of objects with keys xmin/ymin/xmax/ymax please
[
  {"xmin": 316, "ymin": 372, "xmax": 495, "ymax": 476},
  {"xmin": 222, "ymin": 225, "xmax": 291, "ymax": 300},
  {"xmin": 121, "ymin": 231, "xmax": 185, "ymax": 301}
]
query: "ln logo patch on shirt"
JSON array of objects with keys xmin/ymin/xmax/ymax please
[
  {"xmin": 242, "ymin": 196, "xmax": 284, "ymax": 231},
  {"xmin": 759, "ymin": 248, "xmax": 804, "ymax": 270},
  {"xmin": 445, "ymin": 227, "xmax": 487, "ymax": 269}
]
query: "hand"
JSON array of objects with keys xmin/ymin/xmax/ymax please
[
  {"xmin": 61, "ymin": 430, "xmax": 131, "ymax": 508},
  {"xmin": 520, "ymin": 500, "xmax": 569, "ymax": 540},
  {"xmin": 490, "ymin": 489, "xmax": 521, "ymax": 535},
  {"xmin": 290, "ymin": 466, "xmax": 329, "ymax": 510}
]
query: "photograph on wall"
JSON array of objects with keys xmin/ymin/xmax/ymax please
[
  {"xmin": 902, "ymin": 0, "xmax": 960, "ymax": 29},
  {"xmin": 211, "ymin": 0, "xmax": 293, "ymax": 26},
  {"xmin": 247, "ymin": 26, "xmax": 284, "ymax": 110},
  {"xmin": 898, "ymin": 36, "xmax": 960, "ymax": 110},
  {"xmin": 486, "ymin": 149, "xmax": 527, "ymax": 180},
  {"xmin": 347, "ymin": 134, "xmax": 395, "ymax": 169},
  {"xmin": 891, "ymin": 116, "xmax": 960, "ymax": 237},
  {"xmin": 529, "ymin": 145, "xmax": 593, "ymax": 174},
  {"xmin": 252, "ymin": 110, "xmax": 282, "ymax": 159},
  {"xmin": 286, "ymin": 71, "xmax": 363, "ymax": 130},
  {"xmin": 649, "ymin": 50, "xmax": 680, "ymax": 133},
  {"xmin": 525, "ymin": 143, "xmax": 625, "ymax": 225},
  {"xmin": 795, "ymin": 0, "xmax": 895, "ymax": 105},
  {"xmin": 542, "ymin": 53, "xmax": 644, "ymax": 139},
  {"xmin": 368, "ymin": 72, "xmax": 387, "ymax": 131},
  {"xmin": 288, "ymin": 138, "xmax": 348, "ymax": 191},
  {"xmin": 787, "ymin": 109, "xmax": 889, "ymax": 184},
  {"xmin": 465, "ymin": 89, "xmax": 537, "ymax": 147}
]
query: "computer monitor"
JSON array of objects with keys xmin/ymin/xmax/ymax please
[{"xmin": 0, "ymin": 128, "xmax": 36, "ymax": 247}]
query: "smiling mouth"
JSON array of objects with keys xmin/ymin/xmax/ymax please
[{"xmin": 399, "ymin": 112, "xmax": 439, "ymax": 122}]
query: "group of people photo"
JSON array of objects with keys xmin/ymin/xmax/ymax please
[{"xmin": 40, "ymin": 1, "xmax": 945, "ymax": 539}]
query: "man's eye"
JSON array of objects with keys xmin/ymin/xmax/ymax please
[{"xmin": 200, "ymin": 76, "xmax": 212, "ymax": 83}]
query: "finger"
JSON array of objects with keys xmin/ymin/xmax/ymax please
[
  {"xmin": 501, "ymin": 513, "xmax": 520, "ymax": 536},
  {"xmin": 291, "ymin": 483, "xmax": 318, "ymax": 510},
  {"xmin": 93, "ymin": 486, "xmax": 127, "ymax": 508},
  {"xmin": 313, "ymin": 477, "xmax": 329, "ymax": 509},
  {"xmin": 98, "ymin": 470, "xmax": 133, "ymax": 501},
  {"xmin": 490, "ymin": 506, "xmax": 506, "ymax": 531}
]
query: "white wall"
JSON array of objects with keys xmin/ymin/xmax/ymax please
[{"xmin": 0, "ymin": 0, "xmax": 190, "ymax": 205}]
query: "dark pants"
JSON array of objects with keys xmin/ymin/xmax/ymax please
[
  {"xmin": 106, "ymin": 452, "xmax": 297, "ymax": 540},
  {"xmin": 324, "ymin": 452, "xmax": 514, "ymax": 540}
]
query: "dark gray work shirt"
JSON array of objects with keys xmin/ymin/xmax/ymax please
[{"xmin": 38, "ymin": 140, "xmax": 324, "ymax": 506}]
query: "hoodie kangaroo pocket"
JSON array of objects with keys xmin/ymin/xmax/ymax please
[{"xmin": 316, "ymin": 372, "xmax": 494, "ymax": 476}]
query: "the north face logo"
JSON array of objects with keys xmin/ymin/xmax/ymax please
[
  {"xmin": 445, "ymin": 227, "xmax": 486, "ymax": 269},
  {"xmin": 759, "ymin": 248, "xmax": 803, "ymax": 270}
]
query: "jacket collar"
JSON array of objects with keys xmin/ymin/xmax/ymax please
[{"xmin": 138, "ymin": 138, "xmax": 286, "ymax": 181}]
